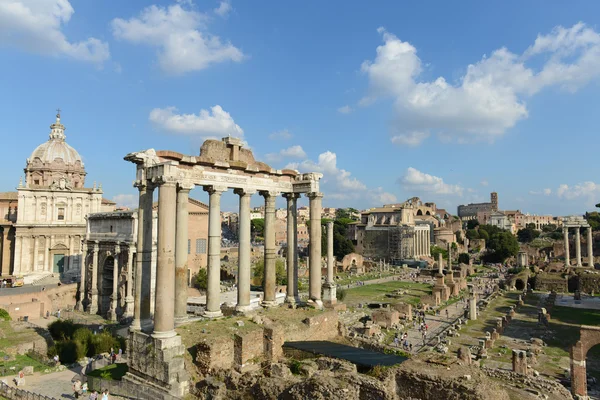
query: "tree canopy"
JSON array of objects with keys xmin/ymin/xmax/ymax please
[
  {"xmin": 517, "ymin": 225, "xmax": 541, "ymax": 243},
  {"xmin": 253, "ymin": 259, "xmax": 287, "ymax": 287},
  {"xmin": 320, "ymin": 218, "xmax": 355, "ymax": 260},
  {"xmin": 484, "ymin": 231, "xmax": 519, "ymax": 263},
  {"xmin": 466, "ymin": 219, "xmax": 479, "ymax": 230},
  {"xmin": 251, "ymin": 218, "xmax": 265, "ymax": 238},
  {"xmin": 458, "ymin": 253, "xmax": 470, "ymax": 264}
]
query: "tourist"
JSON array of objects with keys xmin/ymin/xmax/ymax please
[
  {"xmin": 57, "ymin": 309, "xmax": 61, "ymax": 319},
  {"xmin": 445, "ymin": 309, "xmax": 449, "ymax": 319},
  {"xmin": 82, "ymin": 382, "xmax": 88, "ymax": 396},
  {"xmin": 101, "ymin": 389, "xmax": 110, "ymax": 400},
  {"xmin": 118, "ymin": 348, "xmax": 123, "ymax": 360},
  {"xmin": 73, "ymin": 379, "xmax": 82, "ymax": 398},
  {"xmin": 393, "ymin": 336, "xmax": 399, "ymax": 347},
  {"xmin": 53, "ymin": 354, "xmax": 60, "ymax": 365},
  {"xmin": 89, "ymin": 390, "xmax": 98, "ymax": 400}
]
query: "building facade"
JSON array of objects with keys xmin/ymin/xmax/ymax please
[{"xmin": 457, "ymin": 192, "xmax": 498, "ymax": 219}]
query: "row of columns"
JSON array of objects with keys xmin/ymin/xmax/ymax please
[
  {"xmin": 132, "ymin": 174, "xmax": 325, "ymax": 339},
  {"xmin": 413, "ymin": 228, "xmax": 430, "ymax": 257},
  {"xmin": 563, "ymin": 226, "xmax": 594, "ymax": 267}
]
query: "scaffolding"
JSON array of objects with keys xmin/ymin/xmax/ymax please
[{"xmin": 388, "ymin": 225, "xmax": 414, "ymax": 264}]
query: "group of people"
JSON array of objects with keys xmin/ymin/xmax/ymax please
[
  {"xmin": 73, "ymin": 379, "xmax": 110, "ymax": 400},
  {"xmin": 393, "ymin": 331, "xmax": 413, "ymax": 352}
]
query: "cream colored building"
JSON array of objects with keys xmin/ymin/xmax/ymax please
[{"xmin": 9, "ymin": 112, "xmax": 108, "ymax": 282}]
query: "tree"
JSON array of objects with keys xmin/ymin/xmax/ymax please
[
  {"xmin": 466, "ymin": 229, "xmax": 479, "ymax": 240},
  {"xmin": 430, "ymin": 245, "xmax": 448, "ymax": 260},
  {"xmin": 484, "ymin": 231, "xmax": 519, "ymax": 263},
  {"xmin": 478, "ymin": 229, "xmax": 490, "ymax": 241},
  {"xmin": 517, "ymin": 226, "xmax": 540, "ymax": 243},
  {"xmin": 251, "ymin": 218, "xmax": 265, "ymax": 238},
  {"xmin": 193, "ymin": 269, "xmax": 208, "ymax": 291},
  {"xmin": 252, "ymin": 259, "xmax": 287, "ymax": 287},
  {"xmin": 319, "ymin": 217, "xmax": 355, "ymax": 260},
  {"xmin": 466, "ymin": 219, "xmax": 479, "ymax": 230},
  {"xmin": 458, "ymin": 253, "xmax": 470, "ymax": 264},
  {"xmin": 586, "ymin": 212, "xmax": 600, "ymax": 232},
  {"xmin": 542, "ymin": 224, "xmax": 557, "ymax": 232}
]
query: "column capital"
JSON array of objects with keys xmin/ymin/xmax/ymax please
[
  {"xmin": 234, "ymin": 188, "xmax": 256, "ymax": 197},
  {"xmin": 114, "ymin": 243, "xmax": 121, "ymax": 254},
  {"xmin": 203, "ymin": 185, "xmax": 228, "ymax": 195},
  {"xmin": 92, "ymin": 241, "xmax": 99, "ymax": 251},
  {"xmin": 177, "ymin": 182, "xmax": 195, "ymax": 191},
  {"xmin": 259, "ymin": 190, "xmax": 281, "ymax": 199},
  {"xmin": 282, "ymin": 192, "xmax": 300, "ymax": 200},
  {"xmin": 134, "ymin": 179, "xmax": 155, "ymax": 190},
  {"xmin": 151, "ymin": 175, "xmax": 178, "ymax": 187},
  {"xmin": 307, "ymin": 192, "xmax": 324, "ymax": 200},
  {"xmin": 327, "ymin": 220, "xmax": 334, "ymax": 228}
]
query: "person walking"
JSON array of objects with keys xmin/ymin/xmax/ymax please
[
  {"xmin": 88, "ymin": 390, "xmax": 98, "ymax": 400},
  {"xmin": 101, "ymin": 389, "xmax": 109, "ymax": 400}
]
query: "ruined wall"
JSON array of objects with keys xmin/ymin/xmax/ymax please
[
  {"xmin": 577, "ymin": 273, "xmax": 600, "ymax": 294},
  {"xmin": 534, "ymin": 274, "xmax": 567, "ymax": 293},
  {"xmin": 0, "ymin": 283, "xmax": 77, "ymax": 320}
]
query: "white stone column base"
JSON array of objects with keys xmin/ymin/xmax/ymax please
[
  {"xmin": 306, "ymin": 299, "xmax": 323, "ymax": 309},
  {"xmin": 323, "ymin": 284, "xmax": 337, "ymax": 307},
  {"xmin": 174, "ymin": 316, "xmax": 189, "ymax": 326},
  {"xmin": 261, "ymin": 300, "xmax": 277, "ymax": 308},
  {"xmin": 151, "ymin": 330, "xmax": 177, "ymax": 339},
  {"xmin": 87, "ymin": 292, "xmax": 99, "ymax": 314},
  {"xmin": 124, "ymin": 296, "xmax": 134, "ymax": 318},
  {"xmin": 285, "ymin": 295, "xmax": 301, "ymax": 305},
  {"xmin": 235, "ymin": 304, "xmax": 253, "ymax": 314},
  {"xmin": 203, "ymin": 310, "xmax": 223, "ymax": 319}
]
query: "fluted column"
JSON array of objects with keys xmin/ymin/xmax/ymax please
[
  {"xmin": 327, "ymin": 221, "xmax": 334, "ymax": 284},
  {"xmin": 588, "ymin": 227, "xmax": 594, "ymax": 267},
  {"xmin": 124, "ymin": 246, "xmax": 134, "ymax": 318},
  {"xmin": 203, "ymin": 186, "xmax": 227, "ymax": 318},
  {"xmin": 88, "ymin": 241, "xmax": 99, "ymax": 314},
  {"xmin": 131, "ymin": 181, "xmax": 154, "ymax": 331},
  {"xmin": 175, "ymin": 184, "xmax": 192, "ymax": 324},
  {"xmin": 153, "ymin": 178, "xmax": 177, "ymax": 338},
  {"xmin": 109, "ymin": 244, "xmax": 121, "ymax": 322},
  {"xmin": 564, "ymin": 227, "xmax": 570, "ymax": 267},
  {"xmin": 261, "ymin": 191, "xmax": 278, "ymax": 306},
  {"xmin": 308, "ymin": 192, "xmax": 323, "ymax": 308},
  {"xmin": 235, "ymin": 188, "xmax": 254, "ymax": 313},
  {"xmin": 576, "ymin": 227, "xmax": 583, "ymax": 267},
  {"xmin": 283, "ymin": 193, "xmax": 299, "ymax": 303},
  {"xmin": 76, "ymin": 241, "xmax": 88, "ymax": 311}
]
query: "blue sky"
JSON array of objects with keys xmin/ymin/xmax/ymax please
[{"xmin": 1, "ymin": 0, "xmax": 600, "ymax": 215}]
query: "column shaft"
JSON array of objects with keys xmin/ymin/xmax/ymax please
[
  {"xmin": 284, "ymin": 194, "xmax": 298, "ymax": 303},
  {"xmin": 588, "ymin": 227, "xmax": 594, "ymax": 267},
  {"xmin": 175, "ymin": 187, "xmax": 191, "ymax": 323},
  {"xmin": 204, "ymin": 187, "xmax": 225, "ymax": 318},
  {"xmin": 564, "ymin": 227, "xmax": 570, "ymax": 266},
  {"xmin": 293, "ymin": 200, "xmax": 299, "ymax": 298},
  {"xmin": 327, "ymin": 221, "xmax": 334, "ymax": 284},
  {"xmin": 235, "ymin": 189, "xmax": 253, "ymax": 312},
  {"xmin": 109, "ymin": 246, "xmax": 120, "ymax": 321},
  {"xmin": 77, "ymin": 242, "xmax": 87, "ymax": 311},
  {"xmin": 262, "ymin": 192, "xmax": 277, "ymax": 305},
  {"xmin": 153, "ymin": 181, "xmax": 177, "ymax": 337},
  {"xmin": 576, "ymin": 228, "xmax": 582, "ymax": 267},
  {"xmin": 308, "ymin": 192, "xmax": 323, "ymax": 307},
  {"xmin": 89, "ymin": 242, "xmax": 99, "ymax": 314},
  {"xmin": 132, "ymin": 184, "xmax": 150, "ymax": 330},
  {"xmin": 124, "ymin": 246, "xmax": 134, "ymax": 318}
]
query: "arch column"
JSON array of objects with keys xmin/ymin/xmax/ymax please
[
  {"xmin": 283, "ymin": 193, "xmax": 300, "ymax": 304},
  {"xmin": 307, "ymin": 192, "xmax": 323, "ymax": 308},
  {"xmin": 175, "ymin": 183, "xmax": 193, "ymax": 324},
  {"xmin": 76, "ymin": 241, "xmax": 88, "ymax": 311},
  {"xmin": 203, "ymin": 186, "xmax": 227, "ymax": 318},
  {"xmin": 235, "ymin": 188, "xmax": 255, "ymax": 313},
  {"xmin": 260, "ymin": 190, "xmax": 279, "ymax": 307},
  {"xmin": 576, "ymin": 227, "xmax": 583, "ymax": 267},
  {"xmin": 587, "ymin": 227, "xmax": 594, "ymax": 267},
  {"xmin": 109, "ymin": 244, "xmax": 121, "ymax": 322},
  {"xmin": 564, "ymin": 227, "xmax": 570, "ymax": 267},
  {"xmin": 88, "ymin": 241, "xmax": 99, "ymax": 314},
  {"xmin": 153, "ymin": 178, "xmax": 177, "ymax": 338},
  {"xmin": 124, "ymin": 245, "xmax": 134, "ymax": 318}
]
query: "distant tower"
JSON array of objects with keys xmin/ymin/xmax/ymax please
[{"xmin": 491, "ymin": 192, "xmax": 498, "ymax": 211}]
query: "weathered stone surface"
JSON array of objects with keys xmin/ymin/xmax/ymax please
[{"xmin": 457, "ymin": 346, "xmax": 472, "ymax": 365}]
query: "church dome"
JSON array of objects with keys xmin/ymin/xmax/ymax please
[{"xmin": 24, "ymin": 112, "xmax": 86, "ymax": 189}]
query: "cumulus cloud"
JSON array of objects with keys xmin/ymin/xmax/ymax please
[
  {"xmin": 337, "ymin": 105, "xmax": 352, "ymax": 114},
  {"xmin": 480, "ymin": 179, "xmax": 489, "ymax": 186},
  {"xmin": 531, "ymin": 188, "xmax": 553, "ymax": 196},
  {"xmin": 391, "ymin": 131, "xmax": 429, "ymax": 146},
  {"xmin": 557, "ymin": 182, "xmax": 600, "ymax": 201},
  {"xmin": 361, "ymin": 23, "xmax": 600, "ymax": 145},
  {"xmin": 111, "ymin": 3, "xmax": 243, "ymax": 74},
  {"xmin": 214, "ymin": 1, "xmax": 232, "ymax": 17},
  {"xmin": 268, "ymin": 129, "xmax": 293, "ymax": 140},
  {"xmin": 112, "ymin": 194, "xmax": 138, "ymax": 209},
  {"xmin": 286, "ymin": 151, "xmax": 396, "ymax": 205},
  {"xmin": 149, "ymin": 105, "xmax": 243, "ymax": 138},
  {"xmin": 265, "ymin": 145, "xmax": 307, "ymax": 163},
  {"xmin": 0, "ymin": 0, "xmax": 109, "ymax": 63},
  {"xmin": 399, "ymin": 167, "xmax": 463, "ymax": 196}
]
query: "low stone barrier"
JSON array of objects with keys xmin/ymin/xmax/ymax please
[{"xmin": 0, "ymin": 381, "xmax": 56, "ymax": 400}]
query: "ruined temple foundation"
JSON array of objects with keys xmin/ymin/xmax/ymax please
[
  {"xmin": 433, "ymin": 274, "xmax": 450, "ymax": 302},
  {"xmin": 124, "ymin": 331, "xmax": 188, "ymax": 398}
]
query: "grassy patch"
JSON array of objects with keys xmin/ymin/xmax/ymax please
[
  {"xmin": 343, "ymin": 281, "xmax": 432, "ymax": 306},
  {"xmin": 0, "ymin": 352, "xmax": 51, "ymax": 377},
  {"xmin": 550, "ymin": 306, "xmax": 600, "ymax": 326},
  {"xmin": 87, "ymin": 363, "xmax": 128, "ymax": 380}
]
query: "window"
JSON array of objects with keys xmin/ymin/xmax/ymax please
[
  {"xmin": 34, "ymin": 180, "xmax": 40, "ymax": 185},
  {"xmin": 58, "ymin": 207, "xmax": 65, "ymax": 220},
  {"xmin": 188, "ymin": 239, "xmax": 191, "ymax": 255},
  {"xmin": 196, "ymin": 238, "xmax": 207, "ymax": 254}
]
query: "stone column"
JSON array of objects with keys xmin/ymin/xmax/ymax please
[
  {"xmin": 32, "ymin": 236, "xmax": 38, "ymax": 272},
  {"xmin": 283, "ymin": 193, "xmax": 299, "ymax": 304},
  {"xmin": 323, "ymin": 221, "xmax": 337, "ymax": 306},
  {"xmin": 564, "ymin": 227, "xmax": 570, "ymax": 267},
  {"xmin": 235, "ymin": 188, "xmax": 254, "ymax": 313},
  {"xmin": 438, "ymin": 252, "xmax": 443, "ymax": 274},
  {"xmin": 587, "ymin": 227, "xmax": 594, "ymax": 267},
  {"xmin": 261, "ymin": 191, "xmax": 278, "ymax": 307},
  {"xmin": 43, "ymin": 236, "xmax": 49, "ymax": 273},
  {"xmin": 76, "ymin": 241, "xmax": 87, "ymax": 311},
  {"xmin": 153, "ymin": 178, "xmax": 177, "ymax": 338},
  {"xmin": 131, "ymin": 181, "xmax": 154, "ymax": 331},
  {"xmin": 124, "ymin": 246, "xmax": 134, "ymax": 318},
  {"xmin": 203, "ymin": 186, "xmax": 227, "ymax": 318},
  {"xmin": 469, "ymin": 286, "xmax": 477, "ymax": 320},
  {"xmin": 576, "ymin": 227, "xmax": 582, "ymax": 267},
  {"xmin": 293, "ymin": 198, "xmax": 299, "ymax": 299},
  {"xmin": 88, "ymin": 241, "xmax": 99, "ymax": 314},
  {"xmin": 308, "ymin": 192, "xmax": 323, "ymax": 308},
  {"xmin": 448, "ymin": 242, "xmax": 452, "ymax": 269},
  {"xmin": 175, "ymin": 184, "xmax": 192, "ymax": 324},
  {"xmin": 109, "ymin": 244, "xmax": 121, "ymax": 322}
]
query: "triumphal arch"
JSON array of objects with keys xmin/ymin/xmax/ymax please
[{"xmin": 123, "ymin": 137, "xmax": 324, "ymax": 397}]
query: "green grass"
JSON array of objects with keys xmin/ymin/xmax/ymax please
[
  {"xmin": 87, "ymin": 363, "xmax": 128, "ymax": 380},
  {"xmin": 343, "ymin": 281, "xmax": 432, "ymax": 306},
  {"xmin": 0, "ymin": 352, "xmax": 51, "ymax": 377},
  {"xmin": 335, "ymin": 271, "xmax": 395, "ymax": 286},
  {"xmin": 550, "ymin": 306, "xmax": 600, "ymax": 326}
]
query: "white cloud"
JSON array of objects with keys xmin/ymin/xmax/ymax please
[
  {"xmin": 112, "ymin": 194, "xmax": 138, "ymax": 209},
  {"xmin": 0, "ymin": 0, "xmax": 109, "ymax": 63},
  {"xmin": 111, "ymin": 4, "xmax": 243, "ymax": 74},
  {"xmin": 286, "ymin": 151, "xmax": 395, "ymax": 205},
  {"xmin": 480, "ymin": 179, "xmax": 489, "ymax": 186},
  {"xmin": 557, "ymin": 182, "xmax": 600, "ymax": 201},
  {"xmin": 265, "ymin": 145, "xmax": 307, "ymax": 163},
  {"xmin": 361, "ymin": 23, "xmax": 600, "ymax": 145},
  {"xmin": 544, "ymin": 188, "xmax": 552, "ymax": 196},
  {"xmin": 268, "ymin": 129, "xmax": 293, "ymax": 140},
  {"xmin": 399, "ymin": 167, "xmax": 463, "ymax": 196},
  {"xmin": 149, "ymin": 105, "xmax": 243, "ymax": 138},
  {"xmin": 337, "ymin": 105, "xmax": 352, "ymax": 114},
  {"xmin": 391, "ymin": 131, "xmax": 429, "ymax": 147},
  {"xmin": 214, "ymin": 1, "xmax": 232, "ymax": 17}
]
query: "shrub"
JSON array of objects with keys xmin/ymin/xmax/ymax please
[
  {"xmin": 48, "ymin": 319, "xmax": 78, "ymax": 341},
  {"xmin": 0, "ymin": 308, "xmax": 11, "ymax": 321},
  {"xmin": 336, "ymin": 288, "xmax": 347, "ymax": 301},
  {"xmin": 56, "ymin": 340, "xmax": 86, "ymax": 364},
  {"xmin": 90, "ymin": 331, "xmax": 119, "ymax": 355}
]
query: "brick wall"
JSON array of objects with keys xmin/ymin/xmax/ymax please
[
  {"xmin": 0, "ymin": 283, "xmax": 76, "ymax": 320},
  {"xmin": 233, "ymin": 329, "xmax": 263, "ymax": 372}
]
